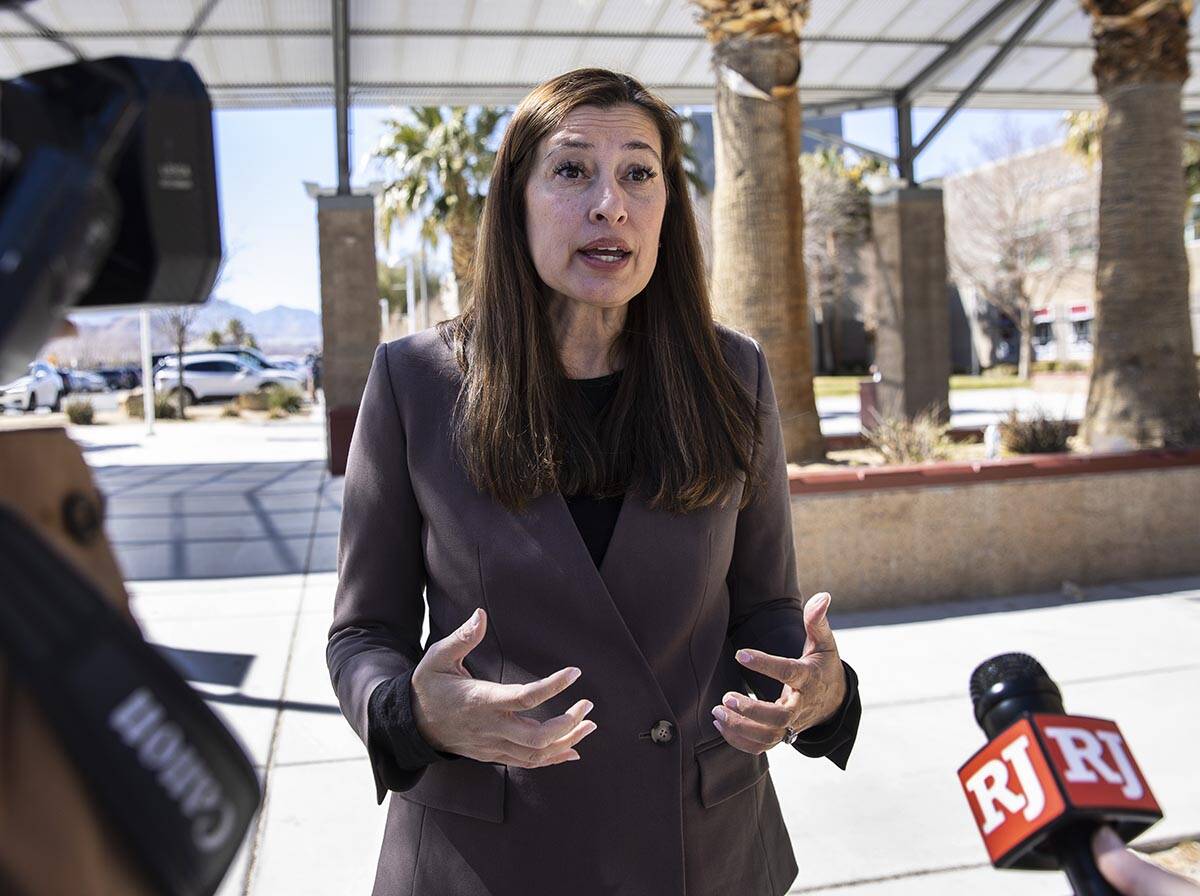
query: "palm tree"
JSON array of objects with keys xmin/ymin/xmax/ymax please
[
  {"xmin": 1076, "ymin": 0, "xmax": 1200, "ymax": 448},
  {"xmin": 373, "ymin": 106, "xmax": 506, "ymax": 303},
  {"xmin": 225, "ymin": 317, "xmax": 249, "ymax": 347},
  {"xmin": 692, "ymin": 0, "xmax": 825, "ymax": 462}
]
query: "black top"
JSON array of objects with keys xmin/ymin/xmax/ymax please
[
  {"xmin": 367, "ymin": 369, "xmax": 859, "ymax": 778},
  {"xmin": 561, "ymin": 369, "xmax": 626, "ymax": 568}
]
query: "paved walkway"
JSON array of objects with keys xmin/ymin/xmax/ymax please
[{"xmin": 74, "ymin": 412, "xmax": 1196, "ymax": 895}]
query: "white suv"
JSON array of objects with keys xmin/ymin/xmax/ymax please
[
  {"xmin": 153, "ymin": 353, "xmax": 305, "ymax": 404},
  {"xmin": 1, "ymin": 361, "xmax": 65, "ymax": 413}
]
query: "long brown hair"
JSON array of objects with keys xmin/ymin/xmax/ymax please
[{"xmin": 437, "ymin": 68, "xmax": 764, "ymax": 515}]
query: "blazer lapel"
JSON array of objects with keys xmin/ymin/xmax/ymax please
[
  {"xmin": 506, "ymin": 487, "xmax": 676, "ymax": 704},
  {"xmin": 507, "ymin": 486, "xmax": 634, "ymax": 609}
]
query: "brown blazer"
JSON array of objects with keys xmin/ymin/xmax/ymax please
[{"xmin": 327, "ymin": 323, "xmax": 860, "ymax": 896}]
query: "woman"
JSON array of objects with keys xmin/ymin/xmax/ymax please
[{"xmin": 327, "ymin": 68, "xmax": 861, "ymax": 896}]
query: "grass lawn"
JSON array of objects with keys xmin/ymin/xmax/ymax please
[{"xmin": 813, "ymin": 374, "xmax": 1028, "ymax": 398}]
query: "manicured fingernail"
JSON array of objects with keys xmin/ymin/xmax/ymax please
[
  {"xmin": 736, "ymin": 650, "xmax": 751, "ymax": 663},
  {"xmin": 581, "ymin": 700, "xmax": 594, "ymax": 715},
  {"xmin": 566, "ymin": 753, "xmax": 580, "ymax": 761},
  {"xmin": 566, "ymin": 667, "xmax": 581, "ymax": 682},
  {"xmin": 713, "ymin": 718, "xmax": 723, "ymax": 730},
  {"xmin": 723, "ymin": 695, "xmax": 739, "ymax": 710},
  {"xmin": 713, "ymin": 707, "xmax": 728, "ymax": 723}
]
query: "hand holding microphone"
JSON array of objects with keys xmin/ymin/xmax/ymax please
[
  {"xmin": 1092, "ymin": 826, "xmax": 1200, "ymax": 896},
  {"xmin": 958, "ymin": 652, "xmax": 1164, "ymax": 895}
]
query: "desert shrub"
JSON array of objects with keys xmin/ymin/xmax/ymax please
[
  {"xmin": 221, "ymin": 403, "xmax": 241, "ymax": 418},
  {"xmin": 264, "ymin": 384, "xmax": 303, "ymax": 414},
  {"xmin": 999, "ymin": 409, "xmax": 1072, "ymax": 454},
  {"xmin": 984, "ymin": 363, "xmax": 1018, "ymax": 378},
  {"xmin": 863, "ymin": 406, "xmax": 954, "ymax": 465},
  {"xmin": 124, "ymin": 390, "xmax": 179, "ymax": 420},
  {"xmin": 65, "ymin": 398, "xmax": 94, "ymax": 425},
  {"xmin": 267, "ymin": 406, "xmax": 289, "ymax": 420},
  {"xmin": 237, "ymin": 390, "xmax": 269, "ymax": 411}
]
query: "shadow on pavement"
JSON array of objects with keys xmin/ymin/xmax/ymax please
[
  {"xmin": 156, "ymin": 645, "xmax": 256, "ymax": 687},
  {"xmin": 95, "ymin": 460, "xmax": 343, "ymax": 580}
]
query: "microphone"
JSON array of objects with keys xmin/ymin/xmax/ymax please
[{"xmin": 957, "ymin": 653, "xmax": 1162, "ymax": 895}]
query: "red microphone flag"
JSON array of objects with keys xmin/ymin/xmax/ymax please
[{"xmin": 958, "ymin": 714, "xmax": 1161, "ymax": 868}]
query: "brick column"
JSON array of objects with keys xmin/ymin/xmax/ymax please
[
  {"xmin": 316, "ymin": 193, "xmax": 380, "ymax": 475},
  {"xmin": 868, "ymin": 187, "xmax": 951, "ymax": 425}
]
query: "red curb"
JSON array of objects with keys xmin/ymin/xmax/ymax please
[{"xmin": 790, "ymin": 448, "xmax": 1200, "ymax": 495}]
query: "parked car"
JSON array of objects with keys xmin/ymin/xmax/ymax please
[
  {"xmin": 73, "ymin": 370, "xmax": 108, "ymax": 393},
  {"xmin": 97, "ymin": 365, "xmax": 140, "ymax": 390},
  {"xmin": 1, "ymin": 361, "xmax": 65, "ymax": 412},
  {"xmin": 151, "ymin": 346, "xmax": 291, "ymax": 373},
  {"xmin": 153, "ymin": 353, "xmax": 306, "ymax": 405}
]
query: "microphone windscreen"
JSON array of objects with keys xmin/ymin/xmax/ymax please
[{"xmin": 969, "ymin": 652, "xmax": 1046, "ymax": 706}]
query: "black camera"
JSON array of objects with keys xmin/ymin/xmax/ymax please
[
  {"xmin": 0, "ymin": 10, "xmax": 260, "ymax": 893},
  {"xmin": 0, "ymin": 52, "xmax": 221, "ymax": 382}
]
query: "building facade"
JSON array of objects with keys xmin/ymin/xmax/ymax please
[{"xmin": 944, "ymin": 140, "xmax": 1200, "ymax": 370}]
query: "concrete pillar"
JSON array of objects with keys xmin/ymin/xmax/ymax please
[
  {"xmin": 316, "ymin": 193, "xmax": 380, "ymax": 476},
  {"xmin": 868, "ymin": 187, "xmax": 951, "ymax": 425}
]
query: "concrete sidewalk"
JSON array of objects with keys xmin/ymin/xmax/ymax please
[
  {"xmin": 90, "ymin": 459, "xmax": 1199, "ymax": 895},
  {"xmin": 124, "ymin": 566, "xmax": 1200, "ymax": 896}
]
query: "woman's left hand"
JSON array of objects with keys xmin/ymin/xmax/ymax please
[{"xmin": 711, "ymin": 592, "xmax": 847, "ymax": 755}]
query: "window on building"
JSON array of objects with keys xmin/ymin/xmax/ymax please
[
  {"xmin": 1017, "ymin": 222, "xmax": 1053, "ymax": 269},
  {"xmin": 1185, "ymin": 195, "xmax": 1200, "ymax": 243},
  {"xmin": 1066, "ymin": 209, "xmax": 1097, "ymax": 257},
  {"xmin": 1034, "ymin": 321, "xmax": 1055, "ymax": 346},
  {"xmin": 1072, "ymin": 318, "xmax": 1092, "ymax": 344}
]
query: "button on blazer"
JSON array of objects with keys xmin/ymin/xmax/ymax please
[{"xmin": 327, "ymin": 323, "xmax": 860, "ymax": 896}]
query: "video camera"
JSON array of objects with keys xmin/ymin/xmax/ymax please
[
  {"xmin": 0, "ymin": 2, "xmax": 261, "ymax": 894},
  {"xmin": 0, "ymin": 4, "xmax": 222, "ymax": 382}
]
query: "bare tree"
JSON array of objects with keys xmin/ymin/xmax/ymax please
[
  {"xmin": 148, "ymin": 246, "xmax": 236, "ymax": 418},
  {"xmin": 944, "ymin": 128, "xmax": 1092, "ymax": 380},
  {"xmin": 154, "ymin": 306, "xmax": 202, "ymax": 419},
  {"xmin": 801, "ymin": 149, "xmax": 883, "ymax": 373}
]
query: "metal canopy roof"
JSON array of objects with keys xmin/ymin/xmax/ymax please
[{"xmin": 3, "ymin": 0, "xmax": 1200, "ymax": 112}]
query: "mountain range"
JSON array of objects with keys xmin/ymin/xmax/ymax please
[{"xmin": 45, "ymin": 299, "xmax": 323, "ymax": 366}]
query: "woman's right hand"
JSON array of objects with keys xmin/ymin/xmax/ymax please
[{"xmin": 410, "ymin": 607, "xmax": 597, "ymax": 768}]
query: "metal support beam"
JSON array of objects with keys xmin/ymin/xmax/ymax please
[
  {"xmin": 332, "ymin": 0, "xmax": 351, "ymax": 195},
  {"xmin": 900, "ymin": 0, "xmax": 1037, "ymax": 105},
  {"xmin": 896, "ymin": 100, "xmax": 915, "ymax": 184},
  {"xmin": 913, "ymin": 0, "xmax": 1057, "ymax": 158},
  {"xmin": 802, "ymin": 127, "xmax": 897, "ymax": 167},
  {"xmin": 804, "ymin": 92, "xmax": 895, "ymax": 118}
]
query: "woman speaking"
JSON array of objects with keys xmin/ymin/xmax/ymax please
[{"xmin": 327, "ymin": 67, "xmax": 861, "ymax": 896}]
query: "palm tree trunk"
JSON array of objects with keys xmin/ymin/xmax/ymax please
[
  {"xmin": 445, "ymin": 210, "xmax": 478, "ymax": 306},
  {"xmin": 1080, "ymin": 1, "xmax": 1200, "ymax": 448},
  {"xmin": 710, "ymin": 33, "xmax": 825, "ymax": 463}
]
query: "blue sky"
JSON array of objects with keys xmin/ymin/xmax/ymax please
[{"xmin": 213, "ymin": 104, "xmax": 1067, "ymax": 316}]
